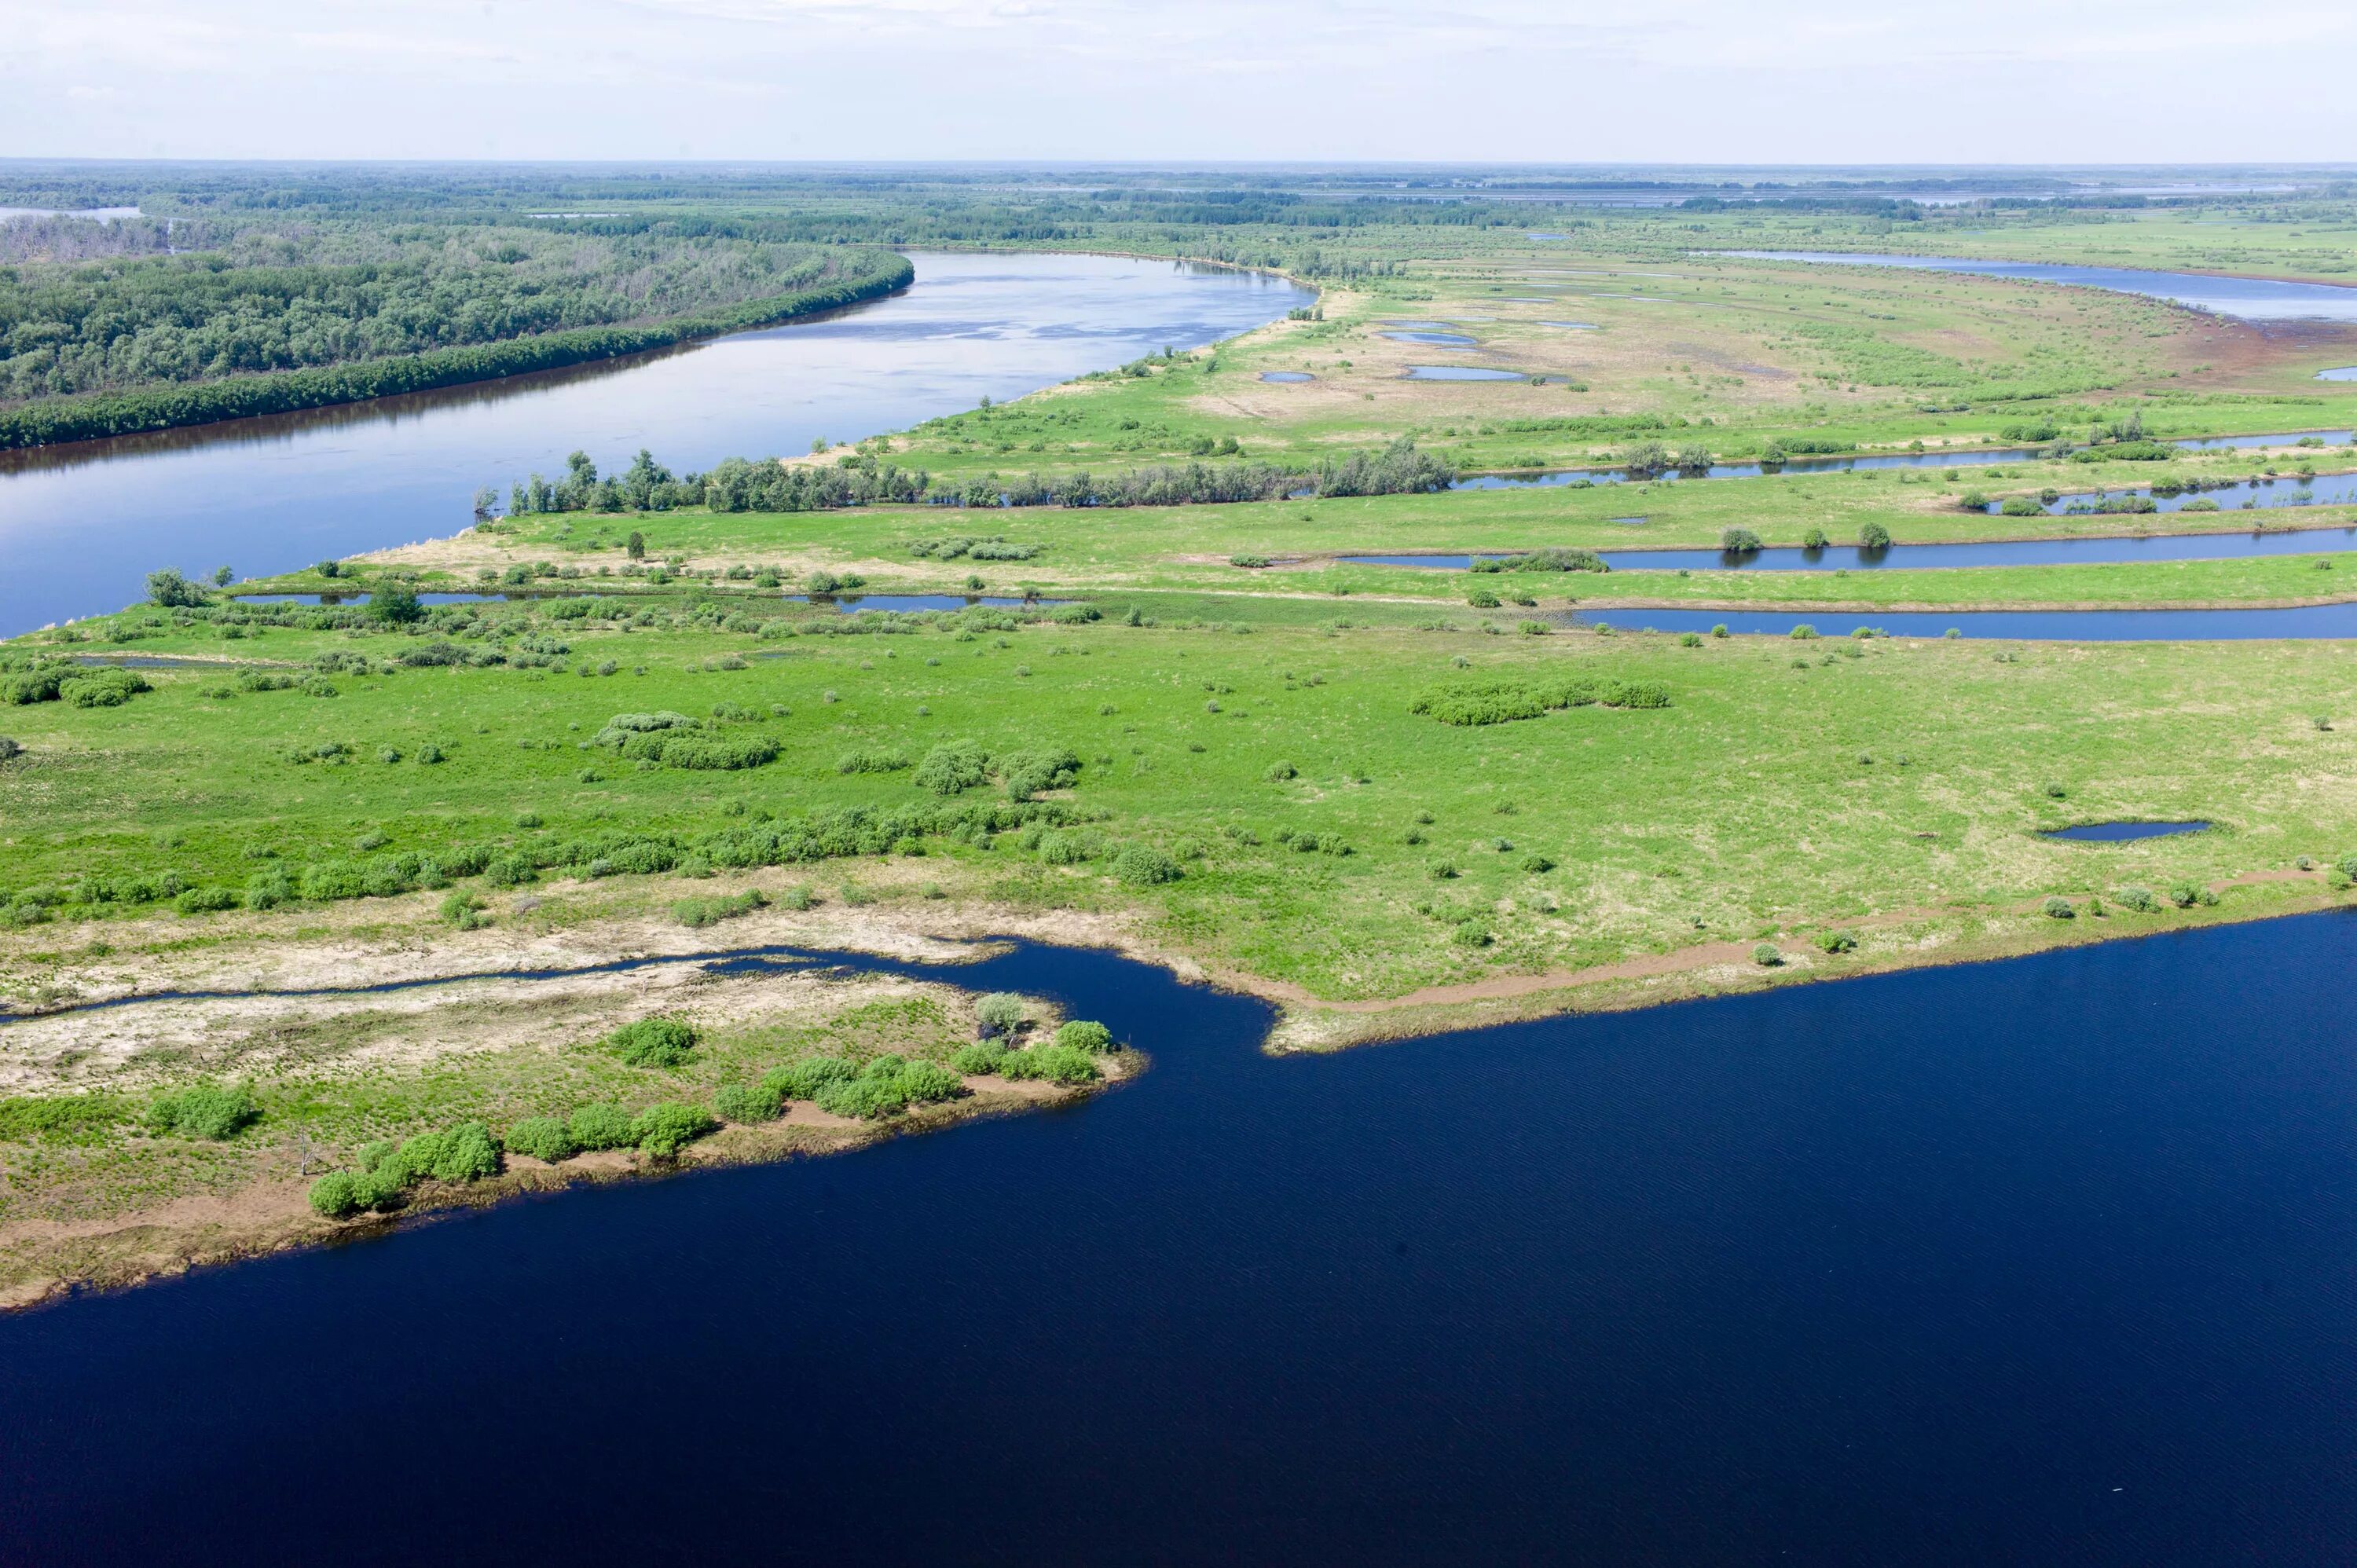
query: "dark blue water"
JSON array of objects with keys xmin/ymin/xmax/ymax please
[
  {"xmin": 1343, "ymin": 523, "xmax": 2357, "ymax": 573},
  {"xmin": 1717, "ymin": 251, "xmax": 2357, "ymax": 322},
  {"xmin": 1576, "ymin": 604, "xmax": 2357, "ymax": 639},
  {"xmin": 2043, "ymin": 821, "xmax": 2212, "ymax": 841},
  {"xmin": 0, "ymin": 254, "xmax": 1313, "ymax": 638},
  {"xmin": 1404, "ymin": 365, "xmax": 1524, "ymax": 382},
  {"xmin": 8, "ymin": 920, "xmax": 2357, "ymax": 1563}
]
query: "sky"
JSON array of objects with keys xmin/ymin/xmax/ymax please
[{"xmin": 2, "ymin": 0, "xmax": 2352, "ymax": 164}]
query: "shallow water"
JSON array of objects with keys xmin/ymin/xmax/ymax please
[
  {"xmin": 1346, "ymin": 523, "xmax": 2357, "ymax": 573},
  {"xmin": 1259, "ymin": 371, "xmax": 1314, "ymax": 383},
  {"xmin": 786, "ymin": 593, "xmax": 1056, "ymax": 613},
  {"xmin": 1377, "ymin": 330, "xmax": 1478, "ymax": 346},
  {"xmin": 8, "ymin": 917, "xmax": 2357, "ymax": 1563},
  {"xmin": 234, "ymin": 592, "xmax": 503, "ymax": 606},
  {"xmin": 1573, "ymin": 604, "xmax": 2357, "ymax": 639},
  {"xmin": 2042, "ymin": 821, "xmax": 2212, "ymax": 842},
  {"xmin": 1717, "ymin": 250, "xmax": 2357, "ymax": 322},
  {"xmin": 1541, "ymin": 320, "xmax": 1601, "ymax": 329},
  {"xmin": 1405, "ymin": 365, "xmax": 1525, "ymax": 382},
  {"xmin": 0, "ymin": 253, "xmax": 1314, "ymax": 637},
  {"xmin": 2319, "ymin": 368, "xmax": 2357, "ymax": 383}
]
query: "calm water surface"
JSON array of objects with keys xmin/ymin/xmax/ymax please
[
  {"xmin": 0, "ymin": 253, "xmax": 1313, "ymax": 636},
  {"xmin": 5, "ymin": 919, "xmax": 2357, "ymax": 1563},
  {"xmin": 1717, "ymin": 250, "xmax": 2357, "ymax": 321},
  {"xmin": 1577, "ymin": 604, "xmax": 2357, "ymax": 639},
  {"xmin": 1344, "ymin": 523, "xmax": 2357, "ymax": 573},
  {"xmin": 2043, "ymin": 821, "xmax": 2212, "ymax": 841},
  {"xmin": 1405, "ymin": 365, "xmax": 1524, "ymax": 381}
]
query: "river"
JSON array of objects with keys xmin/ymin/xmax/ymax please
[
  {"xmin": 4, "ymin": 915, "xmax": 2355, "ymax": 1563},
  {"xmin": 0, "ymin": 252, "xmax": 1314, "ymax": 637},
  {"xmin": 1714, "ymin": 250, "xmax": 2357, "ymax": 321}
]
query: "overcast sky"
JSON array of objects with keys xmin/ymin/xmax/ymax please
[{"xmin": 3, "ymin": 0, "xmax": 2352, "ymax": 164}]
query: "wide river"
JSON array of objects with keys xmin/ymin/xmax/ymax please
[
  {"xmin": 6, "ymin": 916, "xmax": 2357, "ymax": 1563},
  {"xmin": 0, "ymin": 252, "xmax": 1314, "ymax": 637}
]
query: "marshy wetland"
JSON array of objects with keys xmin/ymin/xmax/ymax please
[{"xmin": 10, "ymin": 162, "xmax": 2357, "ymax": 1561}]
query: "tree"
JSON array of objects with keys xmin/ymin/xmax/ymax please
[
  {"xmin": 211, "ymin": 565, "xmax": 233, "ymax": 586},
  {"xmin": 368, "ymin": 581, "xmax": 423, "ymax": 625},
  {"xmin": 471, "ymin": 486, "xmax": 497, "ymax": 519},
  {"xmin": 145, "ymin": 567, "xmax": 206, "ymax": 608},
  {"xmin": 626, "ymin": 530, "xmax": 646, "ymax": 560}
]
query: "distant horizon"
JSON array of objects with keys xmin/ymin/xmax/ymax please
[{"xmin": 8, "ymin": 0, "xmax": 2352, "ymax": 164}]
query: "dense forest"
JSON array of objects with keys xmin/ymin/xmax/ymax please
[{"xmin": 0, "ymin": 227, "xmax": 873, "ymax": 404}]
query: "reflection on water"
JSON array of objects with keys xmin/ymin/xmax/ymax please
[{"xmin": 0, "ymin": 253, "xmax": 1313, "ymax": 636}]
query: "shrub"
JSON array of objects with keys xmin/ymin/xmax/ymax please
[
  {"xmin": 2167, "ymin": 881, "xmax": 2217, "ymax": 909},
  {"xmin": 1801, "ymin": 527, "xmax": 1827, "ymax": 549},
  {"xmin": 368, "ymin": 583, "xmax": 423, "ymax": 625},
  {"xmin": 1999, "ymin": 496, "xmax": 2045, "ymax": 517},
  {"xmin": 504, "ymin": 1116, "xmax": 577, "ymax": 1163},
  {"xmin": 951, "ymin": 1040, "xmax": 1010, "ymax": 1075},
  {"xmin": 1001, "ymin": 747, "xmax": 1080, "ymax": 800},
  {"xmin": 145, "ymin": 1083, "xmax": 260, "ymax": 1140},
  {"xmin": 2043, "ymin": 896, "xmax": 2076, "ymax": 919},
  {"xmin": 567, "ymin": 1103, "xmax": 636, "ymax": 1151},
  {"xmin": 915, "ymin": 739, "xmax": 991, "ymax": 796},
  {"xmin": 1002, "ymin": 1043, "xmax": 1100, "ymax": 1086},
  {"xmin": 309, "ymin": 1171, "xmax": 364, "ymax": 1218},
  {"xmin": 2115, "ymin": 885, "xmax": 2160, "ymax": 913},
  {"xmin": 484, "ymin": 854, "xmax": 537, "ymax": 888},
  {"xmin": 1112, "ymin": 844, "xmax": 1182, "ymax": 886},
  {"xmin": 60, "ymin": 668, "xmax": 151, "ymax": 708},
  {"xmin": 610, "ymin": 1017, "xmax": 698, "ymax": 1068},
  {"xmin": 837, "ymin": 749, "xmax": 912, "ymax": 775},
  {"xmin": 1054, "ymin": 1019, "xmax": 1115, "ymax": 1053},
  {"xmin": 1720, "ymin": 526, "xmax": 1762, "ymax": 552},
  {"xmin": 673, "ymin": 888, "xmax": 764, "ymax": 929},
  {"xmin": 1521, "ymin": 853, "xmax": 1556, "ymax": 873},
  {"xmin": 631, "ymin": 1102, "xmax": 718, "ymax": 1158},
  {"xmin": 1857, "ymin": 522, "xmax": 1891, "ymax": 549},
  {"xmin": 174, "ymin": 885, "xmax": 238, "ymax": 914},
  {"xmin": 1814, "ymin": 929, "xmax": 1857, "ymax": 953},
  {"xmin": 1752, "ymin": 943, "xmax": 1783, "ymax": 966},
  {"xmin": 714, "ymin": 1083, "xmax": 785, "ymax": 1123},
  {"xmin": 976, "ymin": 992, "xmax": 1027, "ymax": 1034},
  {"xmin": 1679, "ymin": 632, "xmax": 1703, "ymax": 647},
  {"xmin": 1265, "ymin": 760, "xmax": 1298, "ymax": 781},
  {"xmin": 420, "ymin": 1122, "xmax": 502, "ymax": 1182},
  {"xmin": 763, "ymin": 1056, "xmax": 856, "ymax": 1101}
]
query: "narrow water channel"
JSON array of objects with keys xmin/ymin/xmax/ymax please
[{"xmin": 6, "ymin": 915, "xmax": 2357, "ymax": 1563}]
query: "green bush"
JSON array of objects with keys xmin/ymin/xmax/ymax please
[
  {"xmin": 1001, "ymin": 1043, "xmax": 1100, "ymax": 1086},
  {"xmin": 423, "ymin": 1122, "xmax": 503, "ymax": 1182},
  {"xmin": 1054, "ymin": 1019, "xmax": 1115, "ymax": 1053},
  {"xmin": 174, "ymin": 885, "xmax": 238, "ymax": 914},
  {"xmin": 2043, "ymin": 896, "xmax": 2076, "ymax": 920},
  {"xmin": 1999, "ymin": 496, "xmax": 2045, "ymax": 517},
  {"xmin": 1521, "ymin": 854, "xmax": 1556, "ymax": 874},
  {"xmin": 969, "ymin": 993, "xmax": 1022, "ymax": 1035},
  {"xmin": 1720, "ymin": 526, "xmax": 1762, "ymax": 552},
  {"xmin": 2166, "ymin": 881, "xmax": 2216, "ymax": 909},
  {"xmin": 567, "ymin": 1102, "xmax": 637, "ymax": 1151},
  {"xmin": 309, "ymin": 1171, "xmax": 364, "ymax": 1218},
  {"xmin": 610, "ymin": 1017, "xmax": 698, "ymax": 1068},
  {"xmin": 145, "ymin": 1083, "xmax": 260, "ymax": 1141},
  {"xmin": 673, "ymin": 888, "xmax": 764, "ymax": 929},
  {"xmin": 1857, "ymin": 522, "xmax": 1891, "ymax": 549},
  {"xmin": 763, "ymin": 1056, "xmax": 856, "ymax": 1101},
  {"xmin": 2114, "ymin": 885, "xmax": 2161, "ymax": 913},
  {"xmin": 1752, "ymin": 943, "xmax": 1783, "ymax": 966},
  {"xmin": 1814, "ymin": 929, "xmax": 1857, "ymax": 953},
  {"xmin": 504, "ymin": 1116, "xmax": 577, "ymax": 1163},
  {"xmin": 631, "ymin": 1102, "xmax": 719, "ymax": 1158},
  {"xmin": 60, "ymin": 667, "xmax": 152, "ymax": 708},
  {"xmin": 915, "ymin": 739, "xmax": 992, "ymax": 796},
  {"xmin": 1112, "ymin": 844, "xmax": 1182, "ymax": 886},
  {"xmin": 951, "ymin": 1040, "xmax": 1010, "ymax": 1075},
  {"xmin": 714, "ymin": 1083, "xmax": 785, "ymax": 1123}
]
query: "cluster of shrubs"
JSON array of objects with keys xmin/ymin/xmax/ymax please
[
  {"xmin": 588, "ymin": 710, "xmax": 779, "ymax": 771},
  {"xmin": 145, "ymin": 1083, "xmax": 261, "ymax": 1141},
  {"xmin": 672, "ymin": 888, "xmax": 767, "ymax": 929},
  {"xmin": 907, "ymin": 537, "xmax": 1039, "ymax": 560},
  {"xmin": 1410, "ymin": 675, "xmax": 1672, "ymax": 727},
  {"xmin": 914, "ymin": 738, "xmax": 1082, "ymax": 800},
  {"xmin": 4, "ymin": 662, "xmax": 151, "ymax": 708},
  {"xmin": 1468, "ymin": 548, "xmax": 1607, "ymax": 575}
]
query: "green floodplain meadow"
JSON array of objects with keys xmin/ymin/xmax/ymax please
[{"xmin": 9, "ymin": 175, "xmax": 2357, "ymax": 1289}]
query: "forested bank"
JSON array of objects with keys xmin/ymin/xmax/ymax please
[{"xmin": 0, "ymin": 247, "xmax": 911, "ymax": 449}]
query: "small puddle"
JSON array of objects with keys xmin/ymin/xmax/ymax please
[
  {"xmin": 1541, "ymin": 321, "xmax": 1600, "ymax": 330},
  {"xmin": 1380, "ymin": 331, "xmax": 1479, "ymax": 346},
  {"xmin": 2040, "ymin": 821, "xmax": 2212, "ymax": 842},
  {"xmin": 1259, "ymin": 371, "xmax": 1314, "ymax": 383},
  {"xmin": 1405, "ymin": 366, "xmax": 1525, "ymax": 382},
  {"xmin": 2317, "ymin": 368, "xmax": 2357, "ymax": 382}
]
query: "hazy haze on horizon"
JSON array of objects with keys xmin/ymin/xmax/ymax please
[{"xmin": 3, "ymin": 0, "xmax": 2352, "ymax": 164}]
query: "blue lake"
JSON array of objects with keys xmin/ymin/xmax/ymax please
[
  {"xmin": 0, "ymin": 253, "xmax": 1314, "ymax": 638},
  {"xmin": 2319, "ymin": 368, "xmax": 2357, "ymax": 383},
  {"xmin": 1343, "ymin": 523, "xmax": 2357, "ymax": 573},
  {"xmin": 8, "ymin": 917, "xmax": 2357, "ymax": 1562},
  {"xmin": 1573, "ymin": 604, "xmax": 2357, "ymax": 639},
  {"xmin": 1717, "ymin": 250, "xmax": 2357, "ymax": 322}
]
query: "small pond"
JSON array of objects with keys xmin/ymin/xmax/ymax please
[
  {"xmin": 1378, "ymin": 331, "xmax": 1478, "ymax": 346},
  {"xmin": 1405, "ymin": 366, "xmax": 1525, "ymax": 382},
  {"xmin": 2318, "ymin": 368, "xmax": 2357, "ymax": 383},
  {"xmin": 2041, "ymin": 822, "xmax": 2212, "ymax": 842},
  {"xmin": 1542, "ymin": 321, "xmax": 1600, "ymax": 330},
  {"xmin": 1259, "ymin": 371, "xmax": 1314, "ymax": 383}
]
